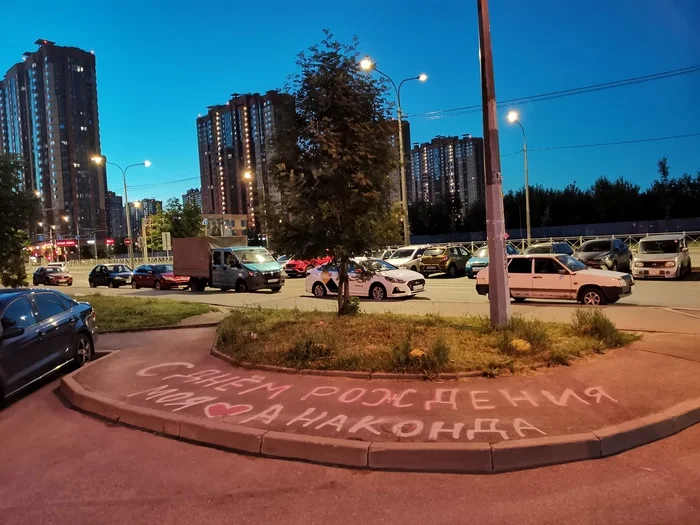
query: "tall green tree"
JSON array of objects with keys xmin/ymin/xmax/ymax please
[
  {"xmin": 267, "ymin": 31, "xmax": 401, "ymax": 315},
  {"xmin": 0, "ymin": 154, "xmax": 39, "ymax": 287}
]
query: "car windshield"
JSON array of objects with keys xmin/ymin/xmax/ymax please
[
  {"xmin": 580, "ymin": 240, "xmax": 612, "ymax": 252},
  {"xmin": 424, "ymin": 247, "xmax": 445, "ymax": 256},
  {"xmin": 240, "ymin": 249, "xmax": 275, "ymax": 263},
  {"xmin": 153, "ymin": 264, "xmax": 173, "ymax": 273},
  {"xmin": 389, "ymin": 248, "xmax": 415, "ymax": 259},
  {"xmin": 474, "ymin": 247, "xmax": 489, "ymax": 258},
  {"xmin": 556, "ymin": 255, "xmax": 587, "ymax": 272},
  {"xmin": 108, "ymin": 265, "xmax": 131, "ymax": 272},
  {"xmin": 639, "ymin": 240, "xmax": 681, "ymax": 254},
  {"xmin": 45, "ymin": 267, "xmax": 61, "ymax": 274},
  {"xmin": 359, "ymin": 259, "xmax": 398, "ymax": 272},
  {"xmin": 527, "ymin": 245, "xmax": 552, "ymax": 254}
]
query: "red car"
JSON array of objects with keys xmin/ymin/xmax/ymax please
[
  {"xmin": 131, "ymin": 264, "xmax": 190, "ymax": 290},
  {"xmin": 285, "ymin": 256, "xmax": 332, "ymax": 278},
  {"xmin": 32, "ymin": 266, "xmax": 73, "ymax": 286}
]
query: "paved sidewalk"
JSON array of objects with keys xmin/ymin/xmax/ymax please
[{"xmin": 61, "ymin": 328, "xmax": 700, "ymax": 471}]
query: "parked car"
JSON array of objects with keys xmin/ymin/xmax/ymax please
[
  {"xmin": 32, "ymin": 266, "xmax": 73, "ymax": 286},
  {"xmin": 475, "ymin": 253, "xmax": 634, "ymax": 305},
  {"xmin": 0, "ymin": 289, "xmax": 97, "ymax": 404},
  {"xmin": 574, "ymin": 239, "xmax": 632, "ymax": 272},
  {"xmin": 88, "ymin": 264, "xmax": 133, "ymax": 288},
  {"xmin": 131, "ymin": 264, "xmax": 190, "ymax": 290},
  {"xmin": 285, "ymin": 255, "xmax": 332, "ymax": 278},
  {"xmin": 306, "ymin": 258, "xmax": 426, "ymax": 300},
  {"xmin": 466, "ymin": 244, "xmax": 520, "ymax": 278},
  {"xmin": 525, "ymin": 242, "xmax": 574, "ymax": 256},
  {"xmin": 369, "ymin": 248, "xmax": 395, "ymax": 260},
  {"xmin": 386, "ymin": 245, "xmax": 431, "ymax": 272},
  {"xmin": 632, "ymin": 234, "xmax": 692, "ymax": 279},
  {"xmin": 420, "ymin": 245, "xmax": 471, "ymax": 277},
  {"xmin": 46, "ymin": 262, "xmax": 68, "ymax": 271}
]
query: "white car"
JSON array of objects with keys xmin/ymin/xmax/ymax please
[
  {"xmin": 385, "ymin": 245, "xmax": 431, "ymax": 272},
  {"xmin": 476, "ymin": 253, "xmax": 633, "ymax": 305},
  {"xmin": 632, "ymin": 234, "xmax": 692, "ymax": 279},
  {"xmin": 305, "ymin": 258, "xmax": 426, "ymax": 300}
]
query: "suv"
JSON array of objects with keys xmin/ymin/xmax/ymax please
[
  {"xmin": 386, "ymin": 245, "xmax": 431, "ymax": 272},
  {"xmin": 574, "ymin": 238, "xmax": 632, "ymax": 272},
  {"xmin": 525, "ymin": 242, "xmax": 574, "ymax": 256},
  {"xmin": 420, "ymin": 245, "xmax": 471, "ymax": 277},
  {"xmin": 632, "ymin": 234, "xmax": 692, "ymax": 279},
  {"xmin": 475, "ymin": 253, "xmax": 633, "ymax": 305}
]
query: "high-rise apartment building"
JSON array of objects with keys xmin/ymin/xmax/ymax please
[
  {"xmin": 129, "ymin": 202, "xmax": 145, "ymax": 238},
  {"xmin": 105, "ymin": 190, "xmax": 126, "ymax": 239},
  {"xmin": 410, "ymin": 135, "xmax": 484, "ymax": 210},
  {"xmin": 196, "ymin": 90, "xmax": 295, "ymax": 231},
  {"xmin": 0, "ymin": 40, "xmax": 107, "ymax": 240},
  {"xmin": 182, "ymin": 188, "xmax": 202, "ymax": 210}
]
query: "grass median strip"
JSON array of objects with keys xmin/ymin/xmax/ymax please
[
  {"xmin": 73, "ymin": 294, "xmax": 215, "ymax": 331},
  {"xmin": 216, "ymin": 308, "xmax": 639, "ymax": 377}
]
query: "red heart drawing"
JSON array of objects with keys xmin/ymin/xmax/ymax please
[{"xmin": 204, "ymin": 403, "xmax": 253, "ymax": 419}]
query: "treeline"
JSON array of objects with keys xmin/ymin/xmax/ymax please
[{"xmin": 408, "ymin": 157, "xmax": 700, "ymax": 235}]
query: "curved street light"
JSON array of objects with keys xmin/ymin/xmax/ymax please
[
  {"xmin": 360, "ymin": 56, "xmax": 427, "ymax": 245},
  {"xmin": 91, "ymin": 155, "xmax": 151, "ymax": 269},
  {"xmin": 507, "ymin": 110, "xmax": 531, "ymax": 246}
]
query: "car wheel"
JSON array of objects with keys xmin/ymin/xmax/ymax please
[
  {"xmin": 611, "ymin": 261, "xmax": 618, "ymax": 272},
  {"xmin": 271, "ymin": 286, "xmax": 282, "ymax": 292},
  {"xmin": 89, "ymin": 279, "xmax": 96, "ymax": 288},
  {"xmin": 67, "ymin": 282, "xmax": 72, "ymax": 287},
  {"xmin": 370, "ymin": 283, "xmax": 387, "ymax": 300},
  {"xmin": 447, "ymin": 264, "xmax": 457, "ymax": 278},
  {"xmin": 33, "ymin": 278, "xmax": 38, "ymax": 286},
  {"xmin": 155, "ymin": 280, "xmax": 163, "ymax": 290},
  {"xmin": 410, "ymin": 266, "xmax": 418, "ymax": 272},
  {"xmin": 305, "ymin": 265, "xmax": 314, "ymax": 274},
  {"xmin": 132, "ymin": 281, "xmax": 140, "ymax": 289},
  {"xmin": 513, "ymin": 297, "xmax": 526, "ymax": 303},
  {"xmin": 73, "ymin": 333, "xmax": 93, "ymax": 368},
  {"xmin": 235, "ymin": 280, "xmax": 247, "ymax": 293},
  {"xmin": 579, "ymin": 287, "xmax": 607, "ymax": 306},
  {"xmin": 109, "ymin": 280, "xmax": 117, "ymax": 288},
  {"xmin": 312, "ymin": 282, "xmax": 326, "ymax": 297}
]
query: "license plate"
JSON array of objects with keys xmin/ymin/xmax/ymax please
[
  {"xmin": 268, "ymin": 278, "xmax": 280, "ymax": 283},
  {"xmin": 414, "ymin": 284, "xmax": 424, "ymax": 291},
  {"xmin": 649, "ymin": 269, "xmax": 661, "ymax": 276},
  {"xmin": 425, "ymin": 266, "xmax": 437, "ymax": 270}
]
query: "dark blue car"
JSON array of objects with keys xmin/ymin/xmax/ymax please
[{"xmin": 0, "ymin": 289, "xmax": 98, "ymax": 404}]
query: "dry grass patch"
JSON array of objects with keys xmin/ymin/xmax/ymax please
[{"xmin": 216, "ymin": 308, "xmax": 637, "ymax": 376}]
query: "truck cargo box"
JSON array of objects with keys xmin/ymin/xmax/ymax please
[{"xmin": 173, "ymin": 236, "xmax": 248, "ymax": 278}]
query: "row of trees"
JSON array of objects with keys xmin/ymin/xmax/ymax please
[
  {"xmin": 143, "ymin": 198, "xmax": 203, "ymax": 251},
  {"xmin": 408, "ymin": 157, "xmax": 700, "ymax": 235}
]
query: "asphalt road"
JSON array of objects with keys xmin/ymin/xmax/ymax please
[
  {"xmin": 57, "ymin": 266, "xmax": 700, "ymax": 310},
  {"xmin": 1, "ymin": 377, "xmax": 699, "ymax": 525}
]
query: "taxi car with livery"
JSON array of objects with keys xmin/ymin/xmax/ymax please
[{"xmin": 305, "ymin": 258, "xmax": 425, "ymax": 300}]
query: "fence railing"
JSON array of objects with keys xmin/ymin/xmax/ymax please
[{"xmin": 29, "ymin": 256, "xmax": 174, "ymax": 269}]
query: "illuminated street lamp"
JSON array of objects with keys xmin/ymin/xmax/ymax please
[
  {"xmin": 91, "ymin": 155, "xmax": 151, "ymax": 269},
  {"xmin": 360, "ymin": 56, "xmax": 427, "ymax": 244},
  {"xmin": 506, "ymin": 110, "xmax": 531, "ymax": 245}
]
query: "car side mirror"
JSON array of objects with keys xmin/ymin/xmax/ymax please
[
  {"xmin": 683, "ymin": 247, "xmax": 689, "ymax": 253},
  {"xmin": 559, "ymin": 269, "xmax": 568, "ymax": 275},
  {"xmin": 148, "ymin": 270, "xmax": 154, "ymax": 275},
  {"xmin": 1, "ymin": 326, "xmax": 24, "ymax": 340}
]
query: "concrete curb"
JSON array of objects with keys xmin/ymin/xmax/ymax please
[
  {"xmin": 210, "ymin": 346, "xmax": 547, "ymax": 381},
  {"xmin": 60, "ymin": 364, "xmax": 700, "ymax": 473},
  {"xmin": 102, "ymin": 321, "xmax": 221, "ymax": 334}
]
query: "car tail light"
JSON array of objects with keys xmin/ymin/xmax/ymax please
[
  {"xmin": 441, "ymin": 256, "xmax": 449, "ymax": 262},
  {"xmin": 91, "ymin": 310, "xmax": 96, "ymax": 322}
]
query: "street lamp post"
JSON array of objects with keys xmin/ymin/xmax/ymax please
[
  {"xmin": 91, "ymin": 156, "xmax": 151, "ymax": 270},
  {"xmin": 62, "ymin": 215, "xmax": 80, "ymax": 262},
  {"xmin": 360, "ymin": 57, "xmax": 427, "ymax": 245},
  {"xmin": 507, "ymin": 110, "xmax": 531, "ymax": 246}
]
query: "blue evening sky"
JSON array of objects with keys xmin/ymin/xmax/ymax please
[{"xmin": 2, "ymin": 0, "xmax": 699, "ymax": 203}]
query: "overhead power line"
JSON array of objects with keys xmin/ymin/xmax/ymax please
[
  {"xmin": 410, "ymin": 64, "xmax": 700, "ymax": 121},
  {"xmin": 500, "ymin": 131, "xmax": 700, "ymax": 158}
]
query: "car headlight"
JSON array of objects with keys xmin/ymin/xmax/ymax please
[
  {"xmin": 248, "ymin": 270, "xmax": 260, "ymax": 277},
  {"xmin": 664, "ymin": 261, "xmax": 676, "ymax": 267},
  {"xmin": 634, "ymin": 261, "xmax": 643, "ymax": 268},
  {"xmin": 618, "ymin": 278, "xmax": 627, "ymax": 287},
  {"xmin": 385, "ymin": 276, "xmax": 406, "ymax": 284}
]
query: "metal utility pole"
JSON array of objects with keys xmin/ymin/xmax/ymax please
[
  {"xmin": 507, "ymin": 111, "xmax": 531, "ymax": 245},
  {"xmin": 477, "ymin": 0, "xmax": 510, "ymax": 326}
]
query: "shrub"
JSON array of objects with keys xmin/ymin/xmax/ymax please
[
  {"xmin": 548, "ymin": 347, "xmax": 571, "ymax": 366},
  {"xmin": 507, "ymin": 315, "xmax": 550, "ymax": 351},
  {"xmin": 391, "ymin": 334, "xmax": 412, "ymax": 369},
  {"xmin": 571, "ymin": 309, "xmax": 627, "ymax": 347}
]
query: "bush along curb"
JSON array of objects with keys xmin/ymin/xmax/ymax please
[
  {"xmin": 60, "ymin": 359, "xmax": 700, "ymax": 474},
  {"xmin": 210, "ymin": 346, "xmax": 548, "ymax": 381}
]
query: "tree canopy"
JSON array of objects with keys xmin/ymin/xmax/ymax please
[
  {"xmin": 0, "ymin": 154, "xmax": 39, "ymax": 287},
  {"xmin": 267, "ymin": 31, "xmax": 402, "ymax": 314}
]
